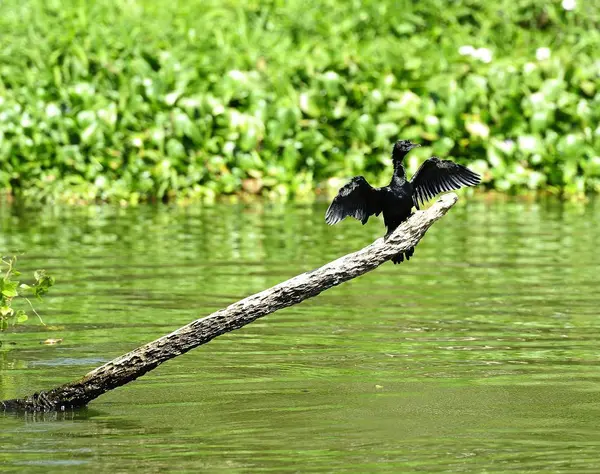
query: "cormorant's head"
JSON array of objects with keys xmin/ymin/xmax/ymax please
[{"xmin": 392, "ymin": 140, "xmax": 420, "ymax": 162}]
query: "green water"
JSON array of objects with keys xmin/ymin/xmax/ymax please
[{"xmin": 1, "ymin": 197, "xmax": 600, "ymax": 472}]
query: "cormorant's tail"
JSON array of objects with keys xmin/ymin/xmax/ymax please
[{"xmin": 391, "ymin": 247, "xmax": 415, "ymax": 265}]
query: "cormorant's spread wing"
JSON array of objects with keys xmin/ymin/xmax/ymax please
[
  {"xmin": 325, "ymin": 176, "xmax": 383, "ymax": 225},
  {"xmin": 411, "ymin": 157, "xmax": 480, "ymax": 208}
]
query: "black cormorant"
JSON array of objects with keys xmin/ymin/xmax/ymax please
[{"xmin": 325, "ymin": 140, "xmax": 481, "ymax": 264}]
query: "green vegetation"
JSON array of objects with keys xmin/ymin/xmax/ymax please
[
  {"xmin": 0, "ymin": 256, "xmax": 55, "ymax": 331},
  {"xmin": 0, "ymin": 0, "xmax": 598, "ymax": 203}
]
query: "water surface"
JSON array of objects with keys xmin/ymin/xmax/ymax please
[{"xmin": 1, "ymin": 196, "xmax": 600, "ymax": 472}]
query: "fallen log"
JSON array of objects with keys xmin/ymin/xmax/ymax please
[{"xmin": 2, "ymin": 193, "xmax": 458, "ymax": 412}]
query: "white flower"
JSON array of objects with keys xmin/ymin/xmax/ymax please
[
  {"xmin": 73, "ymin": 83, "xmax": 95, "ymax": 96},
  {"xmin": 518, "ymin": 135, "xmax": 538, "ymax": 152},
  {"xmin": 473, "ymin": 48, "xmax": 493, "ymax": 63},
  {"xmin": 223, "ymin": 141, "xmax": 236, "ymax": 156},
  {"xmin": 562, "ymin": 0, "xmax": 576, "ymax": 10},
  {"xmin": 212, "ymin": 103, "xmax": 225, "ymax": 115},
  {"xmin": 397, "ymin": 90, "xmax": 421, "ymax": 108},
  {"xmin": 323, "ymin": 71, "xmax": 339, "ymax": 81},
  {"xmin": 536, "ymin": 47, "xmax": 551, "ymax": 61},
  {"xmin": 299, "ymin": 92, "xmax": 310, "ymax": 112},
  {"xmin": 131, "ymin": 137, "xmax": 143, "ymax": 147},
  {"xmin": 45, "ymin": 103, "xmax": 61, "ymax": 118},
  {"xmin": 165, "ymin": 91, "xmax": 180, "ymax": 106},
  {"xmin": 424, "ymin": 115, "xmax": 439, "ymax": 128},
  {"xmin": 459, "ymin": 45, "xmax": 475, "ymax": 56},
  {"xmin": 529, "ymin": 92, "xmax": 545, "ymax": 104},
  {"xmin": 466, "ymin": 121, "xmax": 490, "ymax": 138},
  {"xmin": 229, "ymin": 110, "xmax": 249, "ymax": 128},
  {"xmin": 77, "ymin": 110, "xmax": 95, "ymax": 124},
  {"xmin": 228, "ymin": 70, "xmax": 246, "ymax": 81},
  {"xmin": 459, "ymin": 45, "xmax": 493, "ymax": 63},
  {"xmin": 384, "ymin": 74, "xmax": 395, "ymax": 86},
  {"xmin": 97, "ymin": 105, "xmax": 117, "ymax": 126},
  {"xmin": 20, "ymin": 114, "xmax": 32, "ymax": 128},
  {"xmin": 523, "ymin": 62, "xmax": 537, "ymax": 74},
  {"xmin": 498, "ymin": 139, "xmax": 516, "ymax": 154},
  {"xmin": 151, "ymin": 129, "xmax": 165, "ymax": 142},
  {"xmin": 371, "ymin": 89, "xmax": 383, "ymax": 102},
  {"xmin": 94, "ymin": 176, "xmax": 107, "ymax": 188},
  {"xmin": 180, "ymin": 97, "xmax": 200, "ymax": 109}
]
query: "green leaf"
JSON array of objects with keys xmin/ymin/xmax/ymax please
[
  {"xmin": 34, "ymin": 270, "xmax": 47, "ymax": 281},
  {"xmin": 15, "ymin": 310, "xmax": 28, "ymax": 323},
  {"xmin": 1, "ymin": 281, "xmax": 18, "ymax": 298},
  {"xmin": 33, "ymin": 275, "xmax": 55, "ymax": 298}
]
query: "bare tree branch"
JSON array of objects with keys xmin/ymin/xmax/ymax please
[{"xmin": 1, "ymin": 193, "xmax": 458, "ymax": 412}]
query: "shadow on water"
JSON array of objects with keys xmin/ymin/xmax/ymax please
[
  {"xmin": 1, "ymin": 407, "xmax": 102, "ymax": 423},
  {"xmin": 1, "ymin": 196, "xmax": 600, "ymax": 472}
]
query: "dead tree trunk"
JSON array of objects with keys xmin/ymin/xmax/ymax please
[{"xmin": 2, "ymin": 193, "xmax": 458, "ymax": 412}]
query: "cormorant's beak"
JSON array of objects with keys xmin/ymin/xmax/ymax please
[{"xmin": 410, "ymin": 143, "xmax": 421, "ymax": 149}]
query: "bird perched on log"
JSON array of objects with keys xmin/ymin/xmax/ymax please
[{"xmin": 325, "ymin": 140, "xmax": 481, "ymax": 264}]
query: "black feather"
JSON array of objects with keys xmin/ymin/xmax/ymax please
[
  {"xmin": 325, "ymin": 176, "xmax": 383, "ymax": 226},
  {"xmin": 410, "ymin": 157, "xmax": 481, "ymax": 207}
]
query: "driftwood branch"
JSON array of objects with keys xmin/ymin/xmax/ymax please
[{"xmin": 2, "ymin": 193, "xmax": 458, "ymax": 412}]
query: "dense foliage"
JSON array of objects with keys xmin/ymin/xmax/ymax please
[{"xmin": 0, "ymin": 0, "xmax": 598, "ymax": 202}]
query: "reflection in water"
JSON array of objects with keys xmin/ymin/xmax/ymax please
[{"xmin": 1, "ymin": 196, "xmax": 600, "ymax": 472}]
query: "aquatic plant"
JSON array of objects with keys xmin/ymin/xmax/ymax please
[
  {"xmin": 0, "ymin": 0, "xmax": 598, "ymax": 202},
  {"xmin": 0, "ymin": 256, "xmax": 55, "ymax": 331}
]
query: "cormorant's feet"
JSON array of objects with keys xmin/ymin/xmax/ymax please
[{"xmin": 391, "ymin": 247, "xmax": 415, "ymax": 264}]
